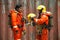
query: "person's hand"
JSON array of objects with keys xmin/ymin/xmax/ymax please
[
  {"xmin": 21, "ymin": 17, "xmax": 25, "ymax": 22},
  {"xmin": 22, "ymin": 30, "xmax": 26, "ymax": 35},
  {"xmin": 30, "ymin": 17, "xmax": 34, "ymax": 21}
]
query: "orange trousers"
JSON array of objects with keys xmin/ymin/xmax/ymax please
[
  {"xmin": 36, "ymin": 28, "xmax": 48, "ymax": 40},
  {"xmin": 12, "ymin": 27, "xmax": 23, "ymax": 40}
]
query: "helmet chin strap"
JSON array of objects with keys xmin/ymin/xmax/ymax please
[
  {"xmin": 39, "ymin": 8, "xmax": 43, "ymax": 13},
  {"xmin": 38, "ymin": 8, "xmax": 43, "ymax": 18}
]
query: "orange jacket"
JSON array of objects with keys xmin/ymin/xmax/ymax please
[
  {"xmin": 10, "ymin": 9, "xmax": 26, "ymax": 40},
  {"xmin": 35, "ymin": 12, "xmax": 51, "ymax": 40},
  {"xmin": 34, "ymin": 12, "xmax": 51, "ymax": 25},
  {"xmin": 10, "ymin": 9, "xmax": 24, "ymax": 27}
]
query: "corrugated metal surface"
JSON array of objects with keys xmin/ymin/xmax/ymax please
[
  {"xmin": 58, "ymin": 1, "xmax": 60, "ymax": 40},
  {"xmin": 0, "ymin": 0, "xmax": 58, "ymax": 40}
]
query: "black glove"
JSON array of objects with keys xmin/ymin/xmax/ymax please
[
  {"xmin": 9, "ymin": 25, "xmax": 13, "ymax": 29},
  {"xmin": 32, "ymin": 22, "xmax": 36, "ymax": 26},
  {"xmin": 25, "ymin": 20, "xmax": 28, "ymax": 23},
  {"xmin": 30, "ymin": 17, "xmax": 34, "ymax": 21},
  {"xmin": 21, "ymin": 17, "xmax": 26, "ymax": 22},
  {"xmin": 47, "ymin": 25, "xmax": 52, "ymax": 31},
  {"xmin": 48, "ymin": 16, "xmax": 53, "ymax": 19}
]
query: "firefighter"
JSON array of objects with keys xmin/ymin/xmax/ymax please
[
  {"xmin": 35, "ymin": 5, "xmax": 52, "ymax": 40},
  {"xmin": 9, "ymin": 4, "xmax": 26, "ymax": 40},
  {"xmin": 27, "ymin": 13, "xmax": 36, "ymax": 22},
  {"xmin": 27, "ymin": 5, "xmax": 52, "ymax": 40},
  {"xmin": 27, "ymin": 13, "xmax": 36, "ymax": 40}
]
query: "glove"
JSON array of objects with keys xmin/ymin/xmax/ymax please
[
  {"xmin": 21, "ymin": 17, "xmax": 25, "ymax": 22},
  {"xmin": 30, "ymin": 17, "xmax": 34, "ymax": 21},
  {"xmin": 22, "ymin": 30, "xmax": 26, "ymax": 35},
  {"xmin": 9, "ymin": 25, "xmax": 13, "ymax": 29},
  {"xmin": 32, "ymin": 22, "xmax": 36, "ymax": 26},
  {"xmin": 48, "ymin": 16, "xmax": 53, "ymax": 19},
  {"xmin": 21, "ymin": 17, "xmax": 29, "ymax": 24},
  {"xmin": 25, "ymin": 20, "xmax": 28, "ymax": 23}
]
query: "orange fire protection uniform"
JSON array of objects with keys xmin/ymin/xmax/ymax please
[
  {"xmin": 34, "ymin": 12, "xmax": 51, "ymax": 40},
  {"xmin": 10, "ymin": 9, "xmax": 25, "ymax": 40}
]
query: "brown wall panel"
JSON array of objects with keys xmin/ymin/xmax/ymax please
[{"xmin": 58, "ymin": 1, "xmax": 60, "ymax": 40}]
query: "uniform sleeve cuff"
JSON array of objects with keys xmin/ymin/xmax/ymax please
[{"xmin": 13, "ymin": 25, "xmax": 17, "ymax": 28}]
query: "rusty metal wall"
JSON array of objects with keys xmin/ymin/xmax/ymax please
[
  {"xmin": 58, "ymin": 0, "xmax": 60, "ymax": 40},
  {"xmin": 0, "ymin": 0, "xmax": 58, "ymax": 40}
]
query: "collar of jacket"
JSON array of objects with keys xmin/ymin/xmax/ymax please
[{"xmin": 14, "ymin": 9, "xmax": 19, "ymax": 13}]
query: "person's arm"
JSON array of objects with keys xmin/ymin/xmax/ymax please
[
  {"xmin": 11, "ymin": 12, "xmax": 17, "ymax": 28},
  {"xmin": 34, "ymin": 15, "xmax": 48, "ymax": 25},
  {"xmin": 22, "ymin": 18, "xmax": 26, "ymax": 35}
]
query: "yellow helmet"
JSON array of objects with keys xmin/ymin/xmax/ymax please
[
  {"xmin": 37, "ymin": 5, "xmax": 46, "ymax": 12},
  {"xmin": 27, "ymin": 13, "xmax": 36, "ymax": 22}
]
